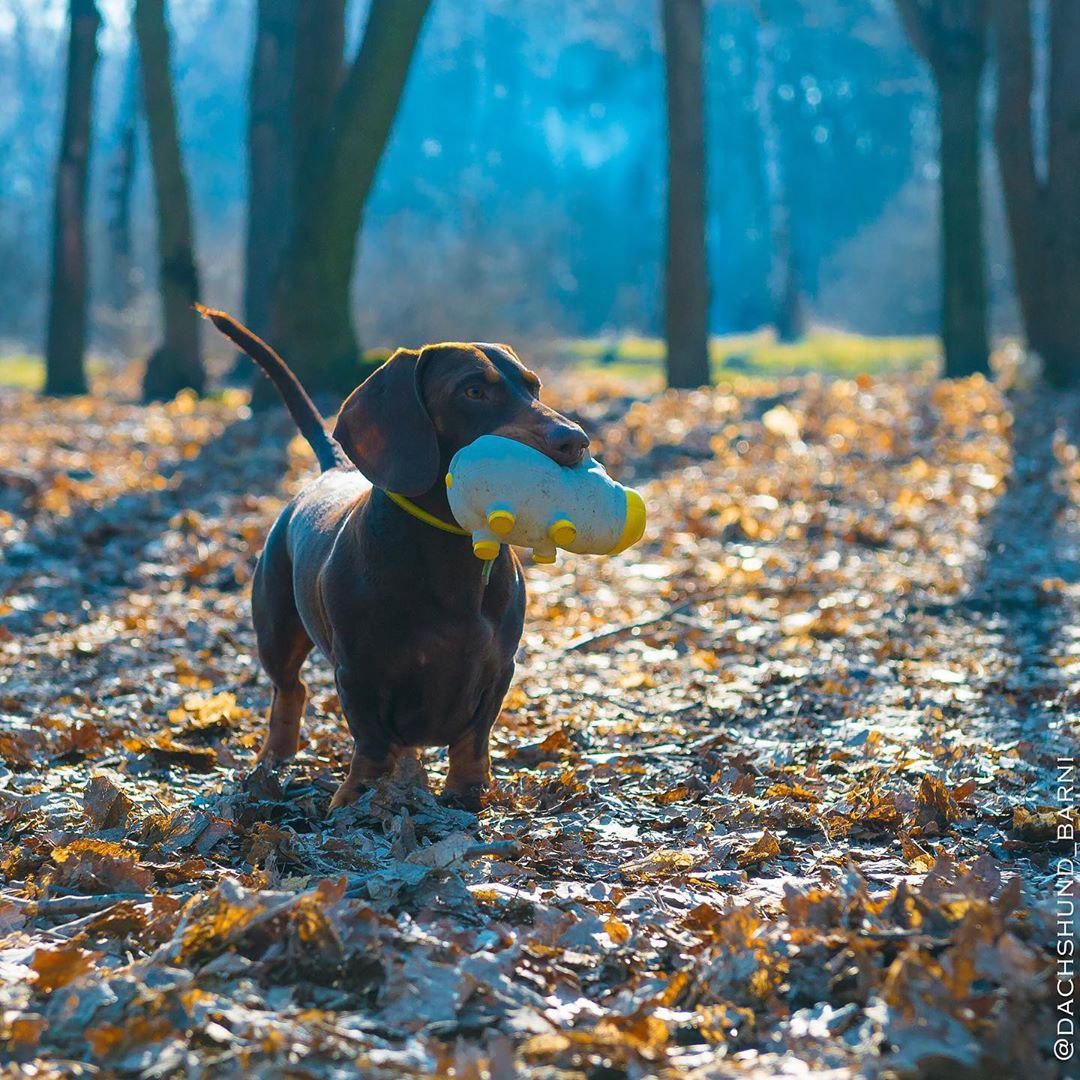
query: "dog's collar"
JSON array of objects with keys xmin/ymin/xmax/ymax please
[{"xmin": 384, "ymin": 490, "xmax": 470, "ymax": 536}]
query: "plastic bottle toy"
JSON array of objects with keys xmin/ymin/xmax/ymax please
[{"xmin": 445, "ymin": 434, "xmax": 647, "ymax": 565}]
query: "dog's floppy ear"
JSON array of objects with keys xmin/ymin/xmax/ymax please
[{"xmin": 332, "ymin": 347, "xmax": 440, "ymax": 496}]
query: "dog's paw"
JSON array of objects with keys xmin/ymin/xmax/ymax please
[
  {"xmin": 254, "ymin": 743, "xmax": 298, "ymax": 769},
  {"xmin": 328, "ymin": 781, "xmax": 362, "ymax": 811}
]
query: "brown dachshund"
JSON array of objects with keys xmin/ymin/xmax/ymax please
[{"xmin": 198, "ymin": 307, "xmax": 589, "ymax": 811}]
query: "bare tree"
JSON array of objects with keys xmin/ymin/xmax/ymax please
[
  {"xmin": 105, "ymin": 42, "xmax": 140, "ymax": 314},
  {"xmin": 894, "ymin": 0, "xmax": 990, "ymax": 378},
  {"xmin": 134, "ymin": 0, "xmax": 204, "ymax": 401},
  {"xmin": 242, "ymin": 0, "xmax": 300, "ymax": 342},
  {"xmin": 993, "ymin": 0, "xmax": 1080, "ymax": 387},
  {"xmin": 753, "ymin": 2, "xmax": 805, "ymax": 344},
  {"xmin": 269, "ymin": 0, "xmax": 432, "ymax": 397},
  {"xmin": 661, "ymin": 0, "xmax": 711, "ymax": 389},
  {"xmin": 44, "ymin": 0, "xmax": 101, "ymax": 397}
]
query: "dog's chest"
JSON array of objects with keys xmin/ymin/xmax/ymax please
[
  {"xmin": 374, "ymin": 609, "xmax": 510, "ymax": 743},
  {"xmin": 388, "ymin": 603, "xmax": 504, "ymax": 681}
]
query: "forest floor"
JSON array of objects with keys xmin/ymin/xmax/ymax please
[{"xmin": 0, "ymin": 364, "xmax": 1075, "ymax": 1078}]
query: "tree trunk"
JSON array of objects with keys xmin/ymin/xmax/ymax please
[
  {"xmin": 249, "ymin": 0, "xmax": 345, "ymax": 403},
  {"xmin": 994, "ymin": 0, "xmax": 1080, "ymax": 387},
  {"xmin": 993, "ymin": 0, "xmax": 1045, "ymax": 361},
  {"xmin": 938, "ymin": 67, "xmax": 989, "ymax": 376},
  {"xmin": 106, "ymin": 42, "xmax": 140, "ymax": 314},
  {"xmin": 44, "ymin": 0, "xmax": 100, "ymax": 397},
  {"xmin": 134, "ymin": 0, "xmax": 204, "ymax": 402},
  {"xmin": 776, "ymin": 255, "xmax": 805, "ymax": 344},
  {"xmin": 753, "ymin": 5, "xmax": 804, "ymax": 344},
  {"xmin": 661, "ymin": 0, "xmax": 711, "ymax": 389},
  {"xmin": 270, "ymin": 0, "xmax": 430, "ymax": 398},
  {"xmin": 894, "ymin": 0, "xmax": 989, "ymax": 379},
  {"xmin": 241, "ymin": 0, "xmax": 301, "ymax": 346},
  {"xmin": 290, "ymin": 0, "xmax": 347, "ymax": 206}
]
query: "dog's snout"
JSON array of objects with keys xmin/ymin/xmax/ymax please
[{"xmin": 549, "ymin": 423, "xmax": 590, "ymax": 467}]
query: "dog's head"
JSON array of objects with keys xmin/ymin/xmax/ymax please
[{"xmin": 332, "ymin": 343, "xmax": 590, "ymax": 497}]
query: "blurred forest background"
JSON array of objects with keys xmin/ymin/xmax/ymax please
[{"xmin": 2, "ymin": 0, "xmax": 1067, "ymax": 400}]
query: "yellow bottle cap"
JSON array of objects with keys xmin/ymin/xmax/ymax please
[
  {"xmin": 445, "ymin": 473, "xmax": 453, "ymax": 488},
  {"xmin": 473, "ymin": 540, "xmax": 500, "ymax": 561},
  {"xmin": 532, "ymin": 550, "xmax": 557, "ymax": 564},
  {"xmin": 487, "ymin": 509, "xmax": 516, "ymax": 536},
  {"xmin": 548, "ymin": 518, "xmax": 577, "ymax": 547}
]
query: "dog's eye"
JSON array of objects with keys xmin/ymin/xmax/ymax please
[{"xmin": 463, "ymin": 384, "xmax": 488, "ymax": 401}]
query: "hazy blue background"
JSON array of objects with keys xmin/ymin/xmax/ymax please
[{"xmin": 0, "ymin": 0, "xmax": 1020, "ymax": 358}]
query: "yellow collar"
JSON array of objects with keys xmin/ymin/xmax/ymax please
[{"xmin": 384, "ymin": 490, "xmax": 470, "ymax": 536}]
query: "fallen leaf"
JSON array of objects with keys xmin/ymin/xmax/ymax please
[{"xmin": 31, "ymin": 944, "xmax": 101, "ymax": 993}]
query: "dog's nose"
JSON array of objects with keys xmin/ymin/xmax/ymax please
[{"xmin": 548, "ymin": 424, "xmax": 590, "ymax": 467}]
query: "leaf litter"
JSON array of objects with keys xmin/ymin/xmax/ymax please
[{"xmin": 0, "ymin": 370, "xmax": 1077, "ymax": 1077}]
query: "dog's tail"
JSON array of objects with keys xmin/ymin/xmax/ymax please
[{"xmin": 196, "ymin": 304, "xmax": 346, "ymax": 473}]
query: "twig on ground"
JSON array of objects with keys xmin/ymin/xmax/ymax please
[
  {"xmin": 563, "ymin": 597, "xmax": 704, "ymax": 653},
  {"xmin": 4, "ymin": 893, "xmax": 152, "ymax": 917},
  {"xmin": 464, "ymin": 840, "xmax": 519, "ymax": 860}
]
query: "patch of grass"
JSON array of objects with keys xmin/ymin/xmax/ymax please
[
  {"xmin": 565, "ymin": 329, "xmax": 940, "ymax": 381},
  {"xmin": 0, "ymin": 354, "xmax": 114, "ymax": 393},
  {"xmin": 0, "ymin": 354, "xmax": 46, "ymax": 391}
]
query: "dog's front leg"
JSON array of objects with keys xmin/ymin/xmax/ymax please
[
  {"xmin": 443, "ymin": 730, "xmax": 492, "ymax": 812},
  {"xmin": 441, "ymin": 672, "xmax": 512, "ymax": 812},
  {"xmin": 329, "ymin": 745, "xmax": 394, "ymax": 809},
  {"xmin": 329, "ymin": 672, "xmax": 391, "ymax": 810}
]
